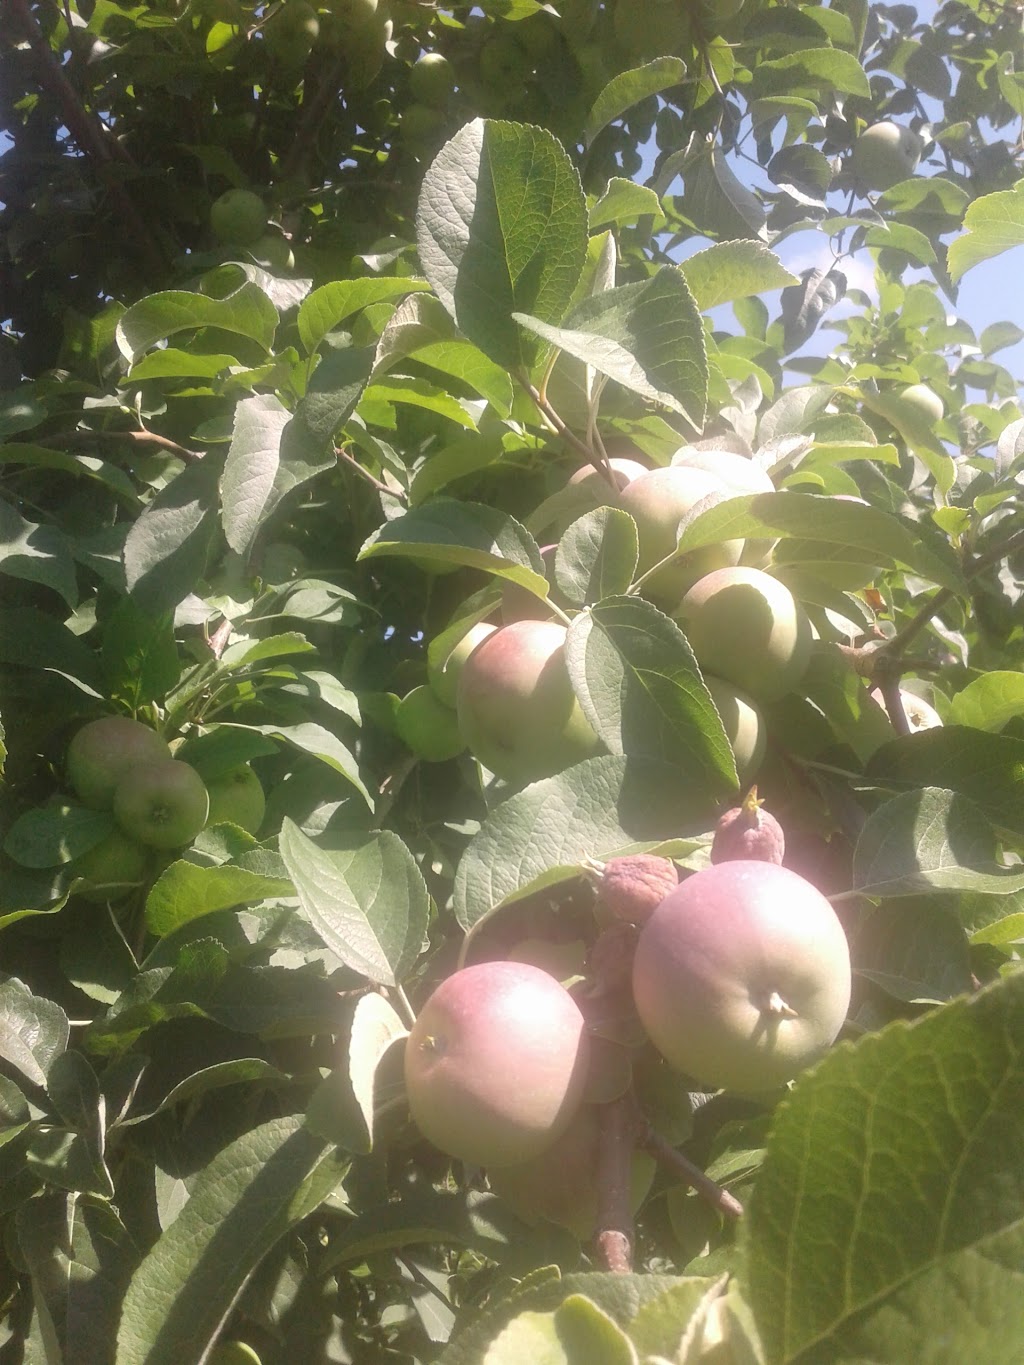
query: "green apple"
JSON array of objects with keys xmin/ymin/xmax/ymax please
[
  {"xmin": 249, "ymin": 232, "xmax": 294, "ymax": 272},
  {"xmin": 395, "ymin": 686, "xmax": 466, "ymax": 762},
  {"xmin": 428, "ymin": 622, "xmax": 496, "ymax": 709},
  {"xmin": 112, "ymin": 760, "xmax": 210, "ymax": 850},
  {"xmin": 264, "ymin": 0, "xmax": 319, "ymax": 66},
  {"xmin": 456, "ymin": 620, "xmax": 600, "ymax": 785},
  {"xmin": 399, "ymin": 102, "xmax": 446, "ymax": 145},
  {"xmin": 677, "ymin": 567, "xmax": 812, "ymax": 704},
  {"xmin": 71, "ymin": 829, "xmax": 149, "ymax": 903},
  {"xmin": 410, "ymin": 52, "xmax": 454, "ymax": 107},
  {"xmin": 67, "ymin": 717, "xmax": 172, "ymax": 810},
  {"xmin": 632, "ymin": 861, "xmax": 851, "ymax": 1092},
  {"xmin": 209, "ymin": 1345, "xmax": 262, "ymax": 1365},
  {"xmin": 567, "ymin": 455, "xmax": 648, "ymax": 497},
  {"xmin": 205, "ymin": 765, "xmax": 266, "ymax": 834},
  {"xmin": 851, "ymin": 121, "xmax": 923, "ymax": 192},
  {"xmin": 325, "ymin": 0, "xmax": 378, "ymax": 28},
  {"xmin": 704, "ymin": 676, "xmax": 766, "ymax": 787},
  {"xmin": 479, "ymin": 34, "xmax": 533, "ymax": 86},
  {"xmin": 405, "ymin": 960, "xmax": 591, "ymax": 1167},
  {"xmin": 898, "ymin": 383, "xmax": 944, "ymax": 423},
  {"xmin": 210, "ymin": 189, "xmax": 269, "ymax": 246}
]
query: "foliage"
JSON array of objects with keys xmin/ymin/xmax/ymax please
[{"xmin": 1, "ymin": 0, "xmax": 1024, "ymax": 1361}]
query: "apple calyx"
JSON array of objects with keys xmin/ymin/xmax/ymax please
[{"xmin": 583, "ymin": 853, "xmax": 678, "ymax": 924}]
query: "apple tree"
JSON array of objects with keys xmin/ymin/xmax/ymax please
[{"xmin": 1, "ymin": 0, "xmax": 1024, "ymax": 1361}]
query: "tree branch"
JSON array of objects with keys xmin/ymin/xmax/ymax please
[
  {"xmin": 593, "ymin": 1092, "xmax": 639, "ymax": 1273},
  {"xmin": 638, "ymin": 1121, "xmax": 744, "ymax": 1221},
  {"xmin": 516, "ymin": 369, "xmax": 616, "ymax": 484}
]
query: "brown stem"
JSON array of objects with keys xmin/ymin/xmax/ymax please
[
  {"xmin": 639, "ymin": 1122, "xmax": 744, "ymax": 1221},
  {"xmin": 516, "ymin": 370, "xmax": 615, "ymax": 484},
  {"xmin": 593, "ymin": 1092, "xmax": 638, "ymax": 1273},
  {"xmin": 336, "ymin": 445, "xmax": 402, "ymax": 499},
  {"xmin": 877, "ymin": 677, "xmax": 911, "ymax": 736},
  {"xmin": 277, "ymin": 52, "xmax": 348, "ymax": 185},
  {"xmin": 42, "ymin": 429, "xmax": 202, "ymax": 462}
]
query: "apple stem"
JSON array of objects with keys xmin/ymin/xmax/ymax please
[
  {"xmin": 766, "ymin": 991, "xmax": 798, "ymax": 1019},
  {"xmin": 639, "ymin": 1122, "xmax": 745, "ymax": 1221},
  {"xmin": 593, "ymin": 1092, "xmax": 637, "ymax": 1274}
]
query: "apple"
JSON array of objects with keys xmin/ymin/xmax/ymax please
[
  {"xmin": 71, "ymin": 829, "xmax": 149, "ymax": 902},
  {"xmin": 205, "ymin": 765, "xmax": 266, "ymax": 834},
  {"xmin": 428, "ymin": 621, "xmax": 496, "ymax": 709},
  {"xmin": 456, "ymin": 620, "xmax": 600, "ymax": 784},
  {"xmin": 677, "ymin": 567, "xmax": 813, "ymax": 704},
  {"xmin": 404, "ymin": 960, "xmax": 591, "ymax": 1167},
  {"xmin": 410, "ymin": 52, "xmax": 454, "ymax": 107},
  {"xmin": 209, "ymin": 1345, "xmax": 262, "ymax": 1365},
  {"xmin": 500, "ymin": 544, "xmax": 561, "ymax": 625},
  {"xmin": 851, "ymin": 121, "xmax": 923, "ymax": 192},
  {"xmin": 672, "ymin": 448, "xmax": 776, "ymax": 566},
  {"xmin": 112, "ymin": 760, "xmax": 210, "ymax": 850},
  {"xmin": 704, "ymin": 676, "xmax": 766, "ymax": 786},
  {"xmin": 67, "ymin": 717, "xmax": 172, "ymax": 810},
  {"xmin": 591, "ymin": 854, "xmax": 678, "ymax": 925},
  {"xmin": 210, "ymin": 189, "xmax": 269, "ymax": 246},
  {"xmin": 263, "ymin": 0, "xmax": 319, "ymax": 66},
  {"xmin": 325, "ymin": 0, "xmax": 378, "ymax": 28},
  {"xmin": 249, "ymin": 232, "xmax": 294, "ymax": 272},
  {"xmin": 899, "ymin": 383, "xmax": 944, "ymax": 424},
  {"xmin": 632, "ymin": 861, "xmax": 851, "ymax": 1092},
  {"xmin": 711, "ymin": 789, "xmax": 785, "ymax": 865},
  {"xmin": 567, "ymin": 456, "xmax": 648, "ymax": 496},
  {"xmin": 612, "ymin": 0, "xmax": 688, "ymax": 60},
  {"xmin": 395, "ymin": 686, "xmax": 466, "ymax": 762},
  {"xmin": 618, "ymin": 466, "xmax": 745, "ymax": 607},
  {"xmin": 488, "ymin": 1103, "xmax": 655, "ymax": 1239},
  {"xmin": 399, "ymin": 102, "xmax": 446, "ymax": 145},
  {"xmin": 479, "ymin": 34, "xmax": 533, "ymax": 86}
]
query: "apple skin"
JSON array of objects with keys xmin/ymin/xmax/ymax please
[
  {"xmin": 428, "ymin": 622, "xmax": 496, "ymax": 709},
  {"xmin": 209, "ymin": 189, "xmax": 268, "ymax": 246},
  {"xmin": 67, "ymin": 717, "xmax": 172, "ymax": 810},
  {"xmin": 488, "ymin": 1103, "xmax": 655, "ymax": 1239},
  {"xmin": 72, "ymin": 829, "xmax": 149, "ymax": 903},
  {"xmin": 404, "ymin": 960, "xmax": 591, "ymax": 1168},
  {"xmin": 456, "ymin": 621, "xmax": 600, "ymax": 785},
  {"xmin": 899, "ymin": 383, "xmax": 944, "ymax": 424},
  {"xmin": 567, "ymin": 456, "xmax": 648, "ymax": 497},
  {"xmin": 677, "ymin": 567, "xmax": 812, "ymax": 704},
  {"xmin": 410, "ymin": 52, "xmax": 454, "ymax": 107},
  {"xmin": 395, "ymin": 685, "xmax": 466, "ymax": 762},
  {"xmin": 112, "ymin": 760, "xmax": 210, "ymax": 850},
  {"xmin": 205, "ymin": 765, "xmax": 266, "ymax": 834},
  {"xmin": 671, "ymin": 447, "xmax": 776, "ymax": 567},
  {"xmin": 851, "ymin": 122, "xmax": 923, "ymax": 191},
  {"xmin": 618, "ymin": 466, "xmax": 745, "ymax": 608},
  {"xmin": 704, "ymin": 677, "xmax": 766, "ymax": 787},
  {"xmin": 264, "ymin": 0, "xmax": 319, "ymax": 66},
  {"xmin": 249, "ymin": 232, "xmax": 294, "ymax": 273},
  {"xmin": 632, "ymin": 861, "xmax": 851, "ymax": 1093}
]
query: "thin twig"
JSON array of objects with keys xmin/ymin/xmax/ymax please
[
  {"xmin": 336, "ymin": 445, "xmax": 403, "ymax": 499},
  {"xmin": 278, "ymin": 52, "xmax": 348, "ymax": 185},
  {"xmin": 42, "ymin": 429, "xmax": 202, "ymax": 462},
  {"xmin": 593, "ymin": 1093, "xmax": 638, "ymax": 1273},
  {"xmin": 516, "ymin": 369, "xmax": 615, "ymax": 483},
  {"xmin": 639, "ymin": 1122, "xmax": 745, "ymax": 1221}
]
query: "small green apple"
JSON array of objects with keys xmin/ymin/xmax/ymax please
[
  {"xmin": 249, "ymin": 232, "xmax": 294, "ymax": 272},
  {"xmin": 428, "ymin": 622, "xmax": 496, "ymax": 709},
  {"xmin": 898, "ymin": 383, "xmax": 944, "ymax": 424},
  {"xmin": 325, "ymin": 0, "xmax": 378, "ymax": 29},
  {"xmin": 399, "ymin": 102, "xmax": 446, "ymax": 145},
  {"xmin": 71, "ymin": 829, "xmax": 149, "ymax": 903},
  {"xmin": 851, "ymin": 121, "xmax": 923, "ymax": 192},
  {"xmin": 704, "ymin": 676, "xmax": 766, "ymax": 787},
  {"xmin": 395, "ymin": 686, "xmax": 466, "ymax": 762},
  {"xmin": 67, "ymin": 717, "xmax": 172, "ymax": 810},
  {"xmin": 113, "ymin": 760, "xmax": 210, "ymax": 850},
  {"xmin": 210, "ymin": 189, "xmax": 269, "ymax": 246},
  {"xmin": 209, "ymin": 1344, "xmax": 262, "ymax": 1365},
  {"xmin": 264, "ymin": 0, "xmax": 319, "ymax": 66},
  {"xmin": 205, "ymin": 765, "xmax": 266, "ymax": 834},
  {"xmin": 410, "ymin": 52, "xmax": 454, "ymax": 107}
]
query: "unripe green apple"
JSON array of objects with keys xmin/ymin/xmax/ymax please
[
  {"xmin": 405, "ymin": 960, "xmax": 591, "ymax": 1167},
  {"xmin": 71, "ymin": 829, "xmax": 149, "ymax": 903},
  {"xmin": 209, "ymin": 1344, "xmax": 262, "ymax": 1365},
  {"xmin": 567, "ymin": 456, "xmax": 648, "ymax": 497},
  {"xmin": 210, "ymin": 189, "xmax": 269, "ymax": 246},
  {"xmin": 479, "ymin": 34, "xmax": 533, "ymax": 85},
  {"xmin": 618, "ymin": 466, "xmax": 745, "ymax": 608},
  {"xmin": 325, "ymin": 0, "xmax": 377, "ymax": 28},
  {"xmin": 456, "ymin": 620, "xmax": 600, "ymax": 784},
  {"xmin": 428, "ymin": 622, "xmax": 496, "ymax": 709},
  {"xmin": 264, "ymin": 0, "xmax": 319, "ymax": 65},
  {"xmin": 677, "ymin": 567, "xmax": 812, "ymax": 703},
  {"xmin": 488, "ymin": 1103, "xmax": 655, "ymax": 1239},
  {"xmin": 395, "ymin": 685, "xmax": 466, "ymax": 762},
  {"xmin": 704, "ymin": 676, "xmax": 766, "ymax": 787},
  {"xmin": 112, "ymin": 760, "xmax": 210, "ymax": 850},
  {"xmin": 851, "ymin": 121, "xmax": 923, "ymax": 192},
  {"xmin": 249, "ymin": 232, "xmax": 294, "ymax": 272},
  {"xmin": 672, "ymin": 448, "xmax": 776, "ymax": 566},
  {"xmin": 399, "ymin": 102, "xmax": 446, "ymax": 145},
  {"xmin": 632, "ymin": 861, "xmax": 851, "ymax": 1092},
  {"xmin": 898, "ymin": 383, "xmax": 944, "ymax": 423},
  {"xmin": 410, "ymin": 52, "xmax": 454, "ymax": 107},
  {"xmin": 205, "ymin": 765, "xmax": 266, "ymax": 834},
  {"xmin": 67, "ymin": 717, "xmax": 172, "ymax": 810}
]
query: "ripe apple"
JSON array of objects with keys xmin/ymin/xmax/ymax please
[
  {"xmin": 404, "ymin": 960, "xmax": 591, "ymax": 1167},
  {"xmin": 704, "ymin": 676, "xmax": 766, "ymax": 786},
  {"xmin": 618, "ymin": 466, "xmax": 745, "ymax": 607},
  {"xmin": 488, "ymin": 1102, "xmax": 655, "ymax": 1239},
  {"xmin": 210, "ymin": 189, "xmax": 269, "ymax": 246},
  {"xmin": 71, "ymin": 829, "xmax": 149, "ymax": 903},
  {"xmin": 112, "ymin": 760, "xmax": 210, "ymax": 850},
  {"xmin": 851, "ymin": 122, "xmax": 923, "ymax": 192},
  {"xmin": 67, "ymin": 717, "xmax": 172, "ymax": 810},
  {"xmin": 428, "ymin": 621, "xmax": 496, "ymax": 708},
  {"xmin": 410, "ymin": 52, "xmax": 454, "ymax": 107},
  {"xmin": 263, "ymin": 0, "xmax": 319, "ymax": 66},
  {"xmin": 456, "ymin": 620, "xmax": 600, "ymax": 784},
  {"xmin": 677, "ymin": 567, "xmax": 812, "ymax": 703},
  {"xmin": 898, "ymin": 383, "xmax": 944, "ymax": 424},
  {"xmin": 395, "ymin": 686, "xmax": 466, "ymax": 762},
  {"xmin": 632, "ymin": 861, "xmax": 851, "ymax": 1092},
  {"xmin": 205, "ymin": 765, "xmax": 266, "ymax": 834}
]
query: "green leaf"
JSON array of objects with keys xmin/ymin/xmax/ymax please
[
  {"xmin": 173, "ymin": 728, "xmax": 278, "ymax": 782},
  {"xmin": 483, "ymin": 1310, "xmax": 568, "ymax": 1365},
  {"xmin": 359, "ymin": 498, "xmax": 547, "ymax": 591},
  {"xmin": 626, "ymin": 1278, "xmax": 728, "ymax": 1359},
  {"xmin": 0, "ymin": 607, "xmax": 103, "ymax": 690},
  {"xmin": 852, "ymin": 898, "xmax": 972, "ymax": 1003},
  {"xmin": 122, "ymin": 1059, "xmax": 291, "ymax": 1125},
  {"xmin": 359, "ymin": 375, "xmax": 479, "ymax": 430},
  {"xmin": 145, "ymin": 860, "xmax": 295, "ymax": 938},
  {"xmin": 565, "ymin": 598, "xmax": 737, "ymax": 794},
  {"xmin": 123, "ymin": 457, "xmax": 220, "ymax": 614},
  {"xmin": 321, "ymin": 1190, "xmax": 526, "ymax": 1272},
  {"xmin": 101, "ymin": 598, "xmax": 179, "ymax": 709},
  {"xmin": 222, "ymin": 722, "xmax": 370, "ymax": 806},
  {"xmin": 452, "ymin": 755, "xmax": 708, "ymax": 933},
  {"xmin": 114, "ymin": 1116, "xmax": 347, "ymax": 1365},
  {"xmin": 741, "ymin": 972, "xmax": 1024, "ymax": 1363},
  {"xmin": 297, "ymin": 278, "xmax": 430, "ymax": 355},
  {"xmin": 515, "ymin": 267, "xmax": 708, "ymax": 428},
  {"xmin": 307, "ymin": 992, "xmax": 408, "ymax": 1154},
  {"xmin": 116, "ymin": 284, "xmax": 278, "ymax": 360},
  {"xmin": 0, "ymin": 501, "xmax": 78, "ymax": 607},
  {"xmin": 4, "ymin": 804, "xmax": 114, "ymax": 869},
  {"xmin": 677, "ymin": 492, "xmax": 967, "ymax": 595},
  {"xmin": 852, "ymin": 787, "xmax": 1024, "ymax": 898},
  {"xmin": 0, "ymin": 978, "xmax": 69, "ymax": 1089},
  {"xmin": 589, "ymin": 179, "xmax": 663, "ymax": 231},
  {"xmin": 553, "ymin": 1295, "xmax": 639, "ymax": 1364},
  {"xmin": 947, "ymin": 183, "xmax": 1024, "ymax": 283},
  {"xmin": 220, "ymin": 393, "xmax": 293, "ymax": 557},
  {"xmin": 279, "ymin": 822, "xmax": 429, "ymax": 987},
  {"xmin": 750, "ymin": 48, "xmax": 871, "ymax": 100},
  {"xmin": 680, "ymin": 243, "xmax": 798, "ymax": 313},
  {"xmin": 417, "ymin": 119, "xmax": 588, "ymax": 370},
  {"xmin": 584, "ymin": 58, "xmax": 687, "ymax": 148},
  {"xmin": 948, "ymin": 672, "xmax": 1024, "ymax": 732},
  {"xmin": 555, "ymin": 507, "xmax": 638, "ymax": 606}
]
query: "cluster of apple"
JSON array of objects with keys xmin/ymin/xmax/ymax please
[
  {"xmin": 65, "ymin": 717, "xmax": 265, "ymax": 901},
  {"xmin": 403, "ymin": 806, "xmax": 851, "ymax": 1237}
]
